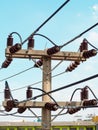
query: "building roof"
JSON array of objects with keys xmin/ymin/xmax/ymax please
[{"xmin": 0, "ymin": 120, "xmax": 96, "ymax": 127}]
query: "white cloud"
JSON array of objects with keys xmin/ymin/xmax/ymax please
[
  {"xmin": 92, "ymin": 4, "xmax": 98, "ymax": 19},
  {"xmin": 88, "ymin": 31, "xmax": 98, "ymax": 43},
  {"xmin": 92, "ymin": 4, "xmax": 98, "ymax": 11}
]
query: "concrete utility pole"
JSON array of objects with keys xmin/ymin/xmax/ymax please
[
  {"xmin": 42, "ymin": 57, "xmax": 51, "ymax": 130},
  {"xmin": 3, "ymin": 47, "xmax": 88, "ymax": 130}
]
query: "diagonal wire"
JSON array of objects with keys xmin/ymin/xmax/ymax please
[
  {"xmin": 28, "ymin": 108, "xmax": 40, "ymax": 120},
  {"xmin": 0, "ymin": 66, "xmax": 34, "ymax": 82},
  {"xmin": 21, "ymin": 0, "xmax": 70, "ymax": 45},
  {"xmin": 51, "ymin": 107, "xmax": 67, "ymax": 122},
  {"xmin": 60, "ymin": 22, "xmax": 98, "ymax": 48},
  {"xmin": 49, "ymin": 60, "xmax": 64, "ymax": 74},
  {"xmin": 34, "ymin": 33, "xmax": 57, "ymax": 46},
  {"xmin": 17, "ymin": 73, "xmax": 98, "ymax": 103}
]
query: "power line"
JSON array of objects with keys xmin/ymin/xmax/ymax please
[
  {"xmin": 0, "ymin": 70, "xmax": 66, "ymax": 94},
  {"xmin": 1, "ymin": 22, "xmax": 98, "ymax": 82},
  {"xmin": 21, "ymin": 0, "xmax": 70, "ymax": 45},
  {"xmin": 34, "ymin": 33, "xmax": 57, "ymax": 46},
  {"xmin": 0, "ymin": 66, "xmax": 34, "ymax": 82},
  {"xmin": 60, "ymin": 22, "xmax": 98, "ymax": 48},
  {"xmin": 18, "ymin": 73, "xmax": 98, "ymax": 103}
]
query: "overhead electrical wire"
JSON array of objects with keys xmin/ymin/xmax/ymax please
[
  {"xmin": 29, "ymin": 87, "xmax": 59, "ymax": 106},
  {"xmin": 21, "ymin": 0, "xmax": 70, "ymax": 45},
  {"xmin": 9, "ymin": 32, "xmax": 23, "ymax": 44},
  {"xmin": 28, "ymin": 108, "xmax": 40, "ymax": 120},
  {"xmin": 30, "ymin": 74, "xmax": 98, "ymax": 101},
  {"xmin": 0, "ymin": 70, "xmax": 67, "ymax": 94},
  {"xmin": 85, "ymin": 38, "xmax": 98, "ymax": 51},
  {"xmin": 34, "ymin": 33, "xmax": 57, "ymax": 46},
  {"xmin": 1, "ymin": 104, "xmax": 98, "ymax": 119},
  {"xmin": 17, "ymin": 73, "xmax": 98, "ymax": 103},
  {"xmin": 86, "ymin": 86, "xmax": 98, "ymax": 100},
  {"xmin": 1, "ymin": 22, "xmax": 98, "ymax": 82},
  {"xmin": 0, "ymin": 66, "xmax": 34, "ymax": 82},
  {"xmin": 1, "ymin": 1, "xmax": 98, "ymax": 122},
  {"xmin": 69, "ymin": 88, "xmax": 82, "ymax": 101},
  {"xmin": 1, "ymin": 21, "xmax": 98, "ymax": 83},
  {"xmin": 60, "ymin": 22, "xmax": 98, "ymax": 48}
]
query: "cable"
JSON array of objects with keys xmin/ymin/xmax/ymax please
[
  {"xmin": 0, "ymin": 66, "xmax": 34, "ymax": 82},
  {"xmin": 5, "ymin": 81, "xmax": 14, "ymax": 100},
  {"xmin": 51, "ymin": 106, "xmax": 68, "ymax": 121},
  {"xmin": 85, "ymin": 38, "xmax": 98, "ymax": 51},
  {"xmin": 0, "ymin": 70, "xmax": 66, "ymax": 94},
  {"xmin": 86, "ymin": 86, "xmax": 98, "ymax": 100},
  {"xmin": 28, "ymin": 108, "xmax": 40, "ymax": 120},
  {"xmin": 60, "ymin": 22, "xmax": 98, "ymax": 48},
  {"xmin": 34, "ymin": 33, "xmax": 57, "ymax": 46},
  {"xmin": 50, "ymin": 60, "xmax": 64, "ymax": 74},
  {"xmin": 9, "ymin": 32, "xmax": 22, "ymax": 44},
  {"xmin": 31, "ymin": 74, "xmax": 98, "ymax": 100},
  {"xmin": 70, "ymin": 88, "xmax": 82, "ymax": 101},
  {"xmin": 21, "ymin": 0, "xmax": 70, "ymax": 45},
  {"xmin": 29, "ymin": 87, "xmax": 59, "ymax": 106},
  {"xmin": 17, "ymin": 73, "xmax": 98, "ymax": 103},
  {"xmin": 1, "ymin": 104, "xmax": 98, "ymax": 119}
]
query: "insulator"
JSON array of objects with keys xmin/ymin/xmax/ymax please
[
  {"xmin": 4, "ymin": 106, "xmax": 13, "ymax": 112},
  {"xmin": 4, "ymin": 100, "xmax": 15, "ymax": 112},
  {"xmin": 80, "ymin": 39, "xmax": 88, "ymax": 52},
  {"xmin": 28, "ymin": 37, "xmax": 34, "ymax": 49},
  {"xmin": 81, "ymin": 86, "xmax": 88, "ymax": 101},
  {"xmin": 6, "ymin": 100, "xmax": 15, "ymax": 108},
  {"xmin": 7, "ymin": 35, "xmax": 13, "ymax": 47},
  {"xmin": 2, "ymin": 58, "xmax": 12, "ymax": 68},
  {"xmin": 4, "ymin": 86, "xmax": 10, "ymax": 99},
  {"xmin": 47, "ymin": 46, "xmax": 60, "ymax": 55},
  {"xmin": 9, "ymin": 43, "xmax": 21, "ymax": 53},
  {"xmin": 26, "ymin": 87, "xmax": 32, "ymax": 99},
  {"xmin": 66, "ymin": 61, "xmax": 80, "ymax": 72},
  {"xmin": 83, "ymin": 99, "xmax": 97, "ymax": 106},
  {"xmin": 18, "ymin": 107, "xmax": 26, "ymax": 114},
  {"xmin": 68, "ymin": 107, "xmax": 81, "ymax": 114},
  {"xmin": 34, "ymin": 59, "xmax": 43, "ymax": 67},
  {"xmin": 83, "ymin": 49, "xmax": 97, "ymax": 58},
  {"xmin": 45, "ymin": 102, "xmax": 58, "ymax": 111}
]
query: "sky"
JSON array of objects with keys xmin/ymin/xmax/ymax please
[{"xmin": 0, "ymin": 0, "xmax": 98, "ymax": 122}]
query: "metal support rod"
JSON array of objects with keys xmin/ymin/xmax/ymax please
[{"xmin": 42, "ymin": 56, "xmax": 51, "ymax": 130}]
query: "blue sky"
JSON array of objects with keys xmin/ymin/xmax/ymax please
[{"xmin": 0, "ymin": 0, "xmax": 98, "ymax": 122}]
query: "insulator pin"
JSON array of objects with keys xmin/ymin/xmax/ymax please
[
  {"xmin": 34, "ymin": 59, "xmax": 43, "ymax": 67},
  {"xmin": 47, "ymin": 46, "xmax": 60, "ymax": 55},
  {"xmin": 81, "ymin": 86, "xmax": 88, "ymax": 101},
  {"xmin": 9, "ymin": 43, "xmax": 21, "ymax": 53},
  {"xmin": 45, "ymin": 102, "xmax": 58, "ymax": 111},
  {"xmin": 83, "ymin": 99, "xmax": 97, "ymax": 106},
  {"xmin": 7, "ymin": 35, "xmax": 13, "ymax": 47},
  {"xmin": 26, "ymin": 87, "xmax": 32, "ymax": 99},
  {"xmin": 80, "ymin": 39, "xmax": 88, "ymax": 52},
  {"xmin": 67, "ymin": 107, "xmax": 81, "ymax": 114},
  {"xmin": 4, "ymin": 86, "xmax": 10, "ymax": 99},
  {"xmin": 2, "ymin": 58, "xmax": 12, "ymax": 68},
  {"xmin": 28, "ymin": 37, "xmax": 34, "ymax": 49},
  {"xmin": 83, "ymin": 49, "xmax": 97, "ymax": 58}
]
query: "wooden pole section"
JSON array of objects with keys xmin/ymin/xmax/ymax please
[{"xmin": 42, "ymin": 56, "xmax": 51, "ymax": 130}]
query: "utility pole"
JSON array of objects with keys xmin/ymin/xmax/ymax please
[
  {"xmin": 3, "ymin": 45, "xmax": 97, "ymax": 130},
  {"xmin": 42, "ymin": 56, "xmax": 51, "ymax": 130}
]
